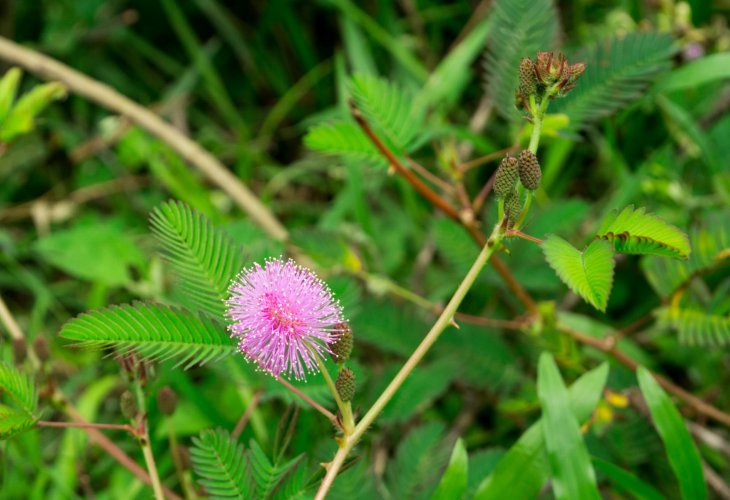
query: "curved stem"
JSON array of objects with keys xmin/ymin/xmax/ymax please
[{"xmin": 315, "ymin": 227, "xmax": 505, "ymax": 499}]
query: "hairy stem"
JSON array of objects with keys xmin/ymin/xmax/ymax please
[{"xmin": 315, "ymin": 226, "xmax": 505, "ymax": 499}]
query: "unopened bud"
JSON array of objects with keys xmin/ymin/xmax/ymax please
[
  {"xmin": 12, "ymin": 339, "xmax": 27, "ymax": 364},
  {"xmin": 494, "ymin": 156, "xmax": 519, "ymax": 198},
  {"xmin": 335, "ymin": 368, "xmax": 356, "ymax": 402},
  {"xmin": 157, "ymin": 386, "xmax": 178, "ymax": 416},
  {"xmin": 518, "ymin": 150, "xmax": 542, "ymax": 190},
  {"xmin": 329, "ymin": 323, "xmax": 354, "ymax": 363},
  {"xmin": 33, "ymin": 336, "xmax": 49, "ymax": 362},
  {"xmin": 504, "ymin": 191, "xmax": 522, "ymax": 228},
  {"xmin": 120, "ymin": 390, "xmax": 137, "ymax": 419}
]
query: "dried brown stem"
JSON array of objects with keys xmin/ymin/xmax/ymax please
[
  {"xmin": 232, "ymin": 391, "xmax": 263, "ymax": 439},
  {"xmin": 458, "ymin": 145, "xmax": 517, "ymax": 174}
]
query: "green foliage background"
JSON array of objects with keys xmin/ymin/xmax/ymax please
[{"xmin": 1, "ymin": 0, "xmax": 729, "ymax": 498}]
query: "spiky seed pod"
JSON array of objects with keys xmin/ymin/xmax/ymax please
[
  {"xmin": 12, "ymin": 339, "xmax": 27, "ymax": 364},
  {"xmin": 518, "ymin": 150, "xmax": 542, "ymax": 190},
  {"xmin": 33, "ymin": 336, "xmax": 49, "ymax": 362},
  {"xmin": 335, "ymin": 368, "xmax": 356, "ymax": 402},
  {"xmin": 120, "ymin": 390, "xmax": 137, "ymax": 419},
  {"xmin": 518, "ymin": 58, "xmax": 537, "ymax": 98},
  {"xmin": 504, "ymin": 191, "xmax": 522, "ymax": 228},
  {"xmin": 329, "ymin": 322, "xmax": 353, "ymax": 363},
  {"xmin": 494, "ymin": 156, "xmax": 519, "ymax": 198},
  {"xmin": 157, "ymin": 386, "xmax": 178, "ymax": 416}
]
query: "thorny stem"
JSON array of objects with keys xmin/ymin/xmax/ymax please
[{"xmin": 315, "ymin": 226, "xmax": 505, "ymax": 500}]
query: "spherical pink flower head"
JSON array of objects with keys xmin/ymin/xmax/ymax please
[{"xmin": 226, "ymin": 257, "xmax": 345, "ymax": 380}]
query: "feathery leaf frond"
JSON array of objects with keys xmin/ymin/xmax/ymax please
[
  {"xmin": 59, "ymin": 302, "xmax": 234, "ymax": 369},
  {"xmin": 190, "ymin": 429, "xmax": 254, "ymax": 499},
  {"xmin": 657, "ymin": 307, "xmax": 730, "ymax": 347},
  {"xmin": 303, "ymin": 120, "xmax": 384, "ymax": 166},
  {"xmin": 0, "ymin": 362, "xmax": 38, "ymax": 417},
  {"xmin": 0, "ymin": 404, "xmax": 37, "ymax": 440}
]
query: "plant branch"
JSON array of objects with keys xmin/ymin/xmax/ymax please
[
  {"xmin": 315, "ymin": 227, "xmax": 505, "ymax": 499},
  {"xmin": 37, "ymin": 421, "xmax": 136, "ymax": 433},
  {"xmin": 232, "ymin": 390, "xmax": 262, "ymax": 439},
  {"xmin": 0, "ymin": 36, "xmax": 288, "ymax": 241},
  {"xmin": 275, "ymin": 374, "xmax": 338, "ymax": 425}
]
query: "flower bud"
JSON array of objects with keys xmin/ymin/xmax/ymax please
[
  {"xmin": 157, "ymin": 386, "xmax": 178, "ymax": 416},
  {"xmin": 504, "ymin": 191, "xmax": 522, "ymax": 228},
  {"xmin": 120, "ymin": 390, "xmax": 137, "ymax": 419},
  {"xmin": 518, "ymin": 150, "xmax": 542, "ymax": 190},
  {"xmin": 329, "ymin": 323, "xmax": 353, "ymax": 363},
  {"xmin": 494, "ymin": 156, "xmax": 519, "ymax": 198},
  {"xmin": 335, "ymin": 368, "xmax": 356, "ymax": 402},
  {"xmin": 33, "ymin": 336, "xmax": 49, "ymax": 362}
]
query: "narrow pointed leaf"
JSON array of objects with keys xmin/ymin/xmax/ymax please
[
  {"xmin": 537, "ymin": 353, "xmax": 600, "ymax": 500},
  {"xmin": 432, "ymin": 438, "xmax": 468, "ymax": 500},
  {"xmin": 596, "ymin": 205, "xmax": 690, "ymax": 259},
  {"xmin": 542, "ymin": 235, "xmax": 615, "ymax": 311},
  {"xmin": 637, "ymin": 367, "xmax": 707, "ymax": 500},
  {"xmin": 592, "ymin": 457, "xmax": 664, "ymax": 500}
]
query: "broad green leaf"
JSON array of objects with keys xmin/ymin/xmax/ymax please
[
  {"xmin": 150, "ymin": 200, "xmax": 246, "ymax": 318},
  {"xmin": 0, "ymin": 404, "xmax": 37, "ymax": 440},
  {"xmin": 654, "ymin": 53, "xmax": 730, "ymax": 93},
  {"xmin": 542, "ymin": 236, "xmax": 615, "ymax": 311},
  {"xmin": 484, "ymin": 0, "xmax": 559, "ymax": 120},
  {"xmin": 474, "ymin": 362, "xmax": 609, "ymax": 499},
  {"xmin": 596, "ymin": 205, "xmax": 690, "ymax": 259},
  {"xmin": 0, "ymin": 81, "xmax": 66, "ymax": 142},
  {"xmin": 432, "ymin": 438, "xmax": 468, "ymax": 500},
  {"xmin": 637, "ymin": 367, "xmax": 707, "ymax": 500},
  {"xmin": 537, "ymin": 353, "xmax": 600, "ymax": 500},
  {"xmin": 190, "ymin": 428, "xmax": 254, "ymax": 499},
  {"xmin": 0, "ymin": 362, "xmax": 38, "ymax": 417},
  {"xmin": 0, "ymin": 67, "xmax": 22, "ymax": 123},
  {"xmin": 59, "ymin": 302, "xmax": 234, "ymax": 369},
  {"xmin": 554, "ymin": 32, "xmax": 675, "ymax": 128},
  {"xmin": 592, "ymin": 457, "xmax": 664, "ymax": 500},
  {"xmin": 34, "ymin": 222, "xmax": 146, "ymax": 287}
]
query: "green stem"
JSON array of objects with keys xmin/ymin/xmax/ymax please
[
  {"xmin": 514, "ymin": 190, "xmax": 533, "ymax": 230},
  {"xmin": 528, "ymin": 99, "xmax": 548, "ymax": 154},
  {"xmin": 314, "ymin": 225, "xmax": 505, "ymax": 500},
  {"xmin": 316, "ymin": 357, "xmax": 350, "ymax": 429},
  {"xmin": 132, "ymin": 378, "xmax": 165, "ymax": 500}
]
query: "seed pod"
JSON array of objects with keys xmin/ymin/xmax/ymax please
[
  {"xmin": 157, "ymin": 386, "xmax": 178, "ymax": 416},
  {"xmin": 335, "ymin": 368, "xmax": 356, "ymax": 402},
  {"xmin": 33, "ymin": 336, "xmax": 49, "ymax": 362},
  {"xmin": 12, "ymin": 339, "xmax": 27, "ymax": 364},
  {"xmin": 329, "ymin": 323, "xmax": 353, "ymax": 363},
  {"xmin": 518, "ymin": 150, "xmax": 542, "ymax": 190},
  {"xmin": 120, "ymin": 390, "xmax": 137, "ymax": 419},
  {"xmin": 518, "ymin": 58, "xmax": 537, "ymax": 98},
  {"xmin": 494, "ymin": 156, "xmax": 519, "ymax": 198},
  {"xmin": 504, "ymin": 191, "xmax": 522, "ymax": 228}
]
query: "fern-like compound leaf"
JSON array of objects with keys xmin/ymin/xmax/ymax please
[
  {"xmin": 596, "ymin": 205, "xmax": 690, "ymax": 260},
  {"xmin": 483, "ymin": 0, "xmax": 559, "ymax": 120},
  {"xmin": 59, "ymin": 302, "xmax": 234, "ymax": 369},
  {"xmin": 348, "ymin": 73, "xmax": 423, "ymax": 152},
  {"xmin": 657, "ymin": 308, "xmax": 730, "ymax": 347},
  {"xmin": 542, "ymin": 236, "xmax": 615, "ymax": 312},
  {"xmin": 303, "ymin": 120, "xmax": 384, "ymax": 165},
  {"xmin": 553, "ymin": 32, "xmax": 675, "ymax": 128},
  {"xmin": 150, "ymin": 200, "xmax": 246, "ymax": 318},
  {"xmin": 248, "ymin": 440, "xmax": 304, "ymax": 499},
  {"xmin": 0, "ymin": 362, "xmax": 38, "ymax": 417},
  {"xmin": 190, "ymin": 429, "xmax": 254, "ymax": 499},
  {"xmin": 0, "ymin": 404, "xmax": 37, "ymax": 440}
]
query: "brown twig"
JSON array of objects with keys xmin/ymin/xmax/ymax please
[
  {"xmin": 232, "ymin": 391, "xmax": 263, "ymax": 439},
  {"xmin": 275, "ymin": 375, "xmax": 338, "ymax": 425},
  {"xmin": 472, "ymin": 170, "xmax": 496, "ymax": 213},
  {"xmin": 507, "ymin": 229, "xmax": 544, "ymax": 244},
  {"xmin": 37, "ymin": 421, "xmax": 136, "ymax": 434},
  {"xmin": 458, "ymin": 145, "xmax": 517, "ymax": 174},
  {"xmin": 407, "ymin": 158, "xmax": 454, "ymax": 194}
]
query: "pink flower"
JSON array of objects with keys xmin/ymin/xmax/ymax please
[{"xmin": 226, "ymin": 258, "xmax": 345, "ymax": 380}]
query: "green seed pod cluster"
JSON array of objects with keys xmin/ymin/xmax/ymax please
[
  {"xmin": 329, "ymin": 322, "xmax": 353, "ymax": 363},
  {"xmin": 335, "ymin": 368, "xmax": 356, "ymax": 402},
  {"xmin": 518, "ymin": 58, "xmax": 537, "ymax": 99},
  {"xmin": 518, "ymin": 150, "xmax": 542, "ymax": 190},
  {"xmin": 494, "ymin": 156, "xmax": 519, "ymax": 198},
  {"xmin": 504, "ymin": 191, "xmax": 522, "ymax": 228}
]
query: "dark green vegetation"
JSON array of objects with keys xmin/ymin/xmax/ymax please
[{"xmin": 1, "ymin": 1, "xmax": 730, "ymax": 498}]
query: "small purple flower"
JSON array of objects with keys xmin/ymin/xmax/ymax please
[{"xmin": 226, "ymin": 257, "xmax": 345, "ymax": 380}]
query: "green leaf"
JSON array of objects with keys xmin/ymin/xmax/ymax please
[
  {"xmin": 190, "ymin": 428, "xmax": 254, "ymax": 499},
  {"xmin": 542, "ymin": 235, "xmax": 615, "ymax": 311},
  {"xmin": 537, "ymin": 353, "xmax": 600, "ymax": 500},
  {"xmin": 59, "ymin": 302, "xmax": 234, "ymax": 369},
  {"xmin": 303, "ymin": 120, "xmax": 383, "ymax": 165},
  {"xmin": 554, "ymin": 32, "xmax": 675, "ymax": 128},
  {"xmin": 596, "ymin": 205, "xmax": 690, "ymax": 259},
  {"xmin": 0, "ymin": 362, "xmax": 38, "ymax": 417},
  {"xmin": 431, "ymin": 438, "xmax": 469, "ymax": 500},
  {"xmin": 34, "ymin": 222, "xmax": 146, "ymax": 287},
  {"xmin": 0, "ymin": 404, "xmax": 37, "ymax": 440},
  {"xmin": 654, "ymin": 53, "xmax": 730, "ymax": 93},
  {"xmin": 656, "ymin": 307, "xmax": 730, "ymax": 347},
  {"xmin": 592, "ymin": 457, "xmax": 664, "ymax": 500},
  {"xmin": 248, "ymin": 440, "xmax": 304, "ymax": 499},
  {"xmin": 637, "ymin": 367, "xmax": 707, "ymax": 500},
  {"xmin": 348, "ymin": 73, "xmax": 423, "ymax": 151},
  {"xmin": 0, "ymin": 67, "xmax": 22, "ymax": 123},
  {"xmin": 484, "ymin": 0, "xmax": 559, "ymax": 120},
  {"xmin": 474, "ymin": 362, "xmax": 609, "ymax": 499},
  {"xmin": 387, "ymin": 423, "xmax": 450, "ymax": 499},
  {"xmin": 0, "ymin": 81, "xmax": 66, "ymax": 142},
  {"xmin": 150, "ymin": 200, "xmax": 246, "ymax": 318}
]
